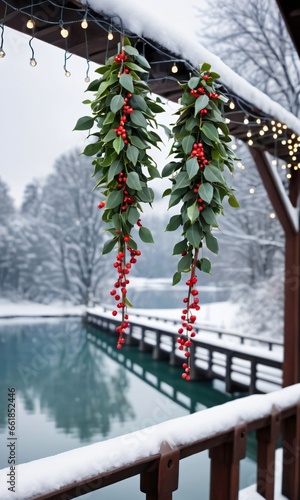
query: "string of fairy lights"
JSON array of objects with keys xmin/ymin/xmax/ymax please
[{"xmin": 0, "ymin": 0, "xmax": 299, "ymax": 209}]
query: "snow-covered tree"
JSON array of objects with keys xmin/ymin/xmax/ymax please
[
  {"xmin": 197, "ymin": 0, "xmax": 300, "ymax": 116},
  {"xmin": 34, "ymin": 149, "xmax": 110, "ymax": 305},
  {"xmin": 0, "ymin": 179, "xmax": 16, "ymax": 296}
]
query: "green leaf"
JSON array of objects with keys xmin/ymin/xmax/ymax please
[
  {"xmin": 124, "ymin": 45, "xmax": 139, "ymax": 56},
  {"xmin": 102, "ymin": 238, "xmax": 117, "ymax": 255},
  {"xmin": 188, "ymin": 77, "xmax": 200, "ymax": 89},
  {"xmin": 127, "ymin": 206, "xmax": 140, "ymax": 225},
  {"xmin": 194, "ymin": 95, "xmax": 209, "ymax": 116},
  {"xmin": 130, "ymin": 136, "xmax": 147, "ymax": 149},
  {"xmin": 110, "ymin": 95, "xmax": 125, "ymax": 114},
  {"xmin": 200, "ymin": 62, "xmax": 211, "ymax": 73},
  {"xmin": 125, "ymin": 297, "xmax": 133, "ymax": 308},
  {"xmin": 113, "ymin": 136, "xmax": 125, "ymax": 154},
  {"xmin": 105, "ymin": 190, "xmax": 123, "ymax": 209},
  {"xmin": 174, "ymin": 171, "xmax": 191, "ymax": 190},
  {"xmin": 74, "ymin": 116, "xmax": 94, "ymax": 131},
  {"xmin": 139, "ymin": 226, "xmax": 154, "ymax": 243},
  {"xmin": 130, "ymin": 110, "xmax": 148, "ymax": 128},
  {"xmin": 199, "ymin": 183, "xmax": 214, "ymax": 203},
  {"xmin": 166, "ymin": 215, "xmax": 182, "ymax": 232},
  {"xmin": 186, "ymin": 223, "xmax": 203, "ymax": 247},
  {"xmin": 182, "ymin": 135, "xmax": 195, "ymax": 154},
  {"xmin": 135, "ymin": 54, "xmax": 151, "ymax": 69},
  {"xmin": 162, "ymin": 188, "xmax": 172, "ymax": 198},
  {"xmin": 139, "ymin": 186, "xmax": 154, "ymax": 203},
  {"xmin": 228, "ymin": 195, "xmax": 240, "ymax": 208},
  {"xmin": 107, "ymin": 161, "xmax": 123, "ymax": 183},
  {"xmin": 178, "ymin": 254, "xmax": 192, "ymax": 272},
  {"xmin": 202, "ymin": 207, "xmax": 218, "ymax": 226},
  {"xmin": 173, "ymin": 240, "xmax": 187, "ymax": 255},
  {"xmin": 82, "ymin": 142, "xmax": 102, "ymax": 156},
  {"xmin": 186, "ymin": 157, "xmax": 199, "ymax": 179},
  {"xmin": 204, "ymin": 165, "xmax": 225, "ymax": 184},
  {"xmin": 200, "ymin": 257, "xmax": 212, "ymax": 274},
  {"xmin": 172, "ymin": 271, "xmax": 182, "ymax": 286},
  {"xmin": 112, "ymin": 213, "xmax": 122, "ymax": 230},
  {"xmin": 103, "ymin": 111, "xmax": 116, "ymax": 125},
  {"xmin": 187, "ymin": 202, "xmax": 199, "ymax": 223},
  {"xmin": 126, "ymin": 145, "xmax": 139, "ymax": 166},
  {"xmin": 202, "ymin": 122, "xmax": 219, "ymax": 142},
  {"xmin": 119, "ymin": 73, "xmax": 134, "ymax": 93},
  {"xmin": 185, "ymin": 116, "xmax": 198, "ymax": 132},
  {"xmin": 103, "ymin": 129, "xmax": 117, "ymax": 143},
  {"xmin": 147, "ymin": 165, "xmax": 161, "ymax": 179},
  {"xmin": 126, "ymin": 171, "xmax": 142, "ymax": 191},
  {"xmin": 126, "ymin": 62, "xmax": 148, "ymax": 73},
  {"xmin": 205, "ymin": 231, "xmax": 219, "ymax": 254},
  {"xmin": 162, "ymin": 161, "xmax": 178, "ymax": 178},
  {"xmin": 130, "ymin": 94, "xmax": 147, "ymax": 112},
  {"xmin": 96, "ymin": 80, "xmax": 111, "ymax": 97}
]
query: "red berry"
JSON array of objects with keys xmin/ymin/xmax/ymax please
[
  {"xmin": 124, "ymin": 235, "xmax": 130, "ymax": 242},
  {"xmin": 112, "ymin": 310, "xmax": 117, "ymax": 317},
  {"xmin": 97, "ymin": 201, "xmax": 105, "ymax": 209}
]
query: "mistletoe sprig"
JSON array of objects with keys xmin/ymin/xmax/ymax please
[
  {"xmin": 74, "ymin": 37, "xmax": 164, "ymax": 347},
  {"xmin": 162, "ymin": 62, "xmax": 239, "ymax": 379}
]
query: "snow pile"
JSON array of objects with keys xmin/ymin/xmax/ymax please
[
  {"xmin": 84, "ymin": 0, "xmax": 300, "ymax": 135},
  {"xmin": 0, "ymin": 384, "xmax": 299, "ymax": 499},
  {"xmin": 0, "ymin": 300, "xmax": 85, "ymax": 318}
]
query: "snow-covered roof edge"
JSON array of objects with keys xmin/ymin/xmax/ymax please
[
  {"xmin": 84, "ymin": 0, "xmax": 300, "ymax": 136},
  {"xmin": 0, "ymin": 384, "xmax": 299, "ymax": 500}
]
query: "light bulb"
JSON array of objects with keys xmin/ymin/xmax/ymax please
[
  {"xmin": 246, "ymin": 131, "xmax": 252, "ymax": 138},
  {"xmin": 108, "ymin": 30, "xmax": 114, "ymax": 40},
  {"xmin": 281, "ymin": 164, "xmax": 286, "ymax": 170},
  {"xmin": 84, "ymin": 76, "xmax": 90, "ymax": 83},
  {"xmin": 259, "ymin": 130, "xmax": 265, "ymax": 136},
  {"xmin": 243, "ymin": 117, "xmax": 249, "ymax": 125},
  {"xmin": 81, "ymin": 18, "xmax": 88, "ymax": 29},
  {"xmin": 26, "ymin": 19, "xmax": 35, "ymax": 29},
  {"xmin": 0, "ymin": 49, "xmax": 5, "ymax": 58},
  {"xmin": 248, "ymin": 139, "xmax": 253, "ymax": 146},
  {"xmin": 256, "ymin": 118, "xmax": 261, "ymax": 124},
  {"xmin": 286, "ymin": 173, "xmax": 292, "ymax": 179},
  {"xmin": 171, "ymin": 63, "xmax": 178, "ymax": 73},
  {"xmin": 263, "ymin": 125, "xmax": 268, "ymax": 131},
  {"xmin": 65, "ymin": 70, "xmax": 71, "ymax": 77},
  {"xmin": 249, "ymin": 188, "xmax": 255, "ymax": 194},
  {"xmin": 269, "ymin": 213, "xmax": 276, "ymax": 219},
  {"xmin": 272, "ymin": 159, "xmax": 277, "ymax": 165},
  {"xmin": 229, "ymin": 101, "xmax": 235, "ymax": 110},
  {"xmin": 225, "ymin": 118, "xmax": 230, "ymax": 124},
  {"xmin": 61, "ymin": 27, "xmax": 69, "ymax": 38},
  {"xmin": 30, "ymin": 57, "xmax": 37, "ymax": 67},
  {"xmin": 231, "ymin": 144, "xmax": 237, "ymax": 150}
]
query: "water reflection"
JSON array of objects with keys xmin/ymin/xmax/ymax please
[{"xmin": 0, "ymin": 320, "xmax": 135, "ymax": 440}]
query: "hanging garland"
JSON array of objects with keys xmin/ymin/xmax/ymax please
[
  {"xmin": 74, "ymin": 37, "xmax": 164, "ymax": 348},
  {"xmin": 162, "ymin": 63, "xmax": 239, "ymax": 380}
]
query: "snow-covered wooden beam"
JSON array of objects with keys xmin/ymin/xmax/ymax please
[{"xmin": 0, "ymin": 384, "xmax": 299, "ymax": 499}]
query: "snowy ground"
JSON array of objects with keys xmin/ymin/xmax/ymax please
[
  {"xmin": 0, "ymin": 300, "xmax": 85, "ymax": 319},
  {"xmin": 0, "ymin": 298, "xmax": 239, "ymax": 330}
]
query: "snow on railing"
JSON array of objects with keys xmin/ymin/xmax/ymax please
[{"xmin": 0, "ymin": 384, "xmax": 299, "ymax": 499}]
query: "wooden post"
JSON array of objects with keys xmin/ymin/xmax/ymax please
[
  {"xmin": 140, "ymin": 442, "xmax": 180, "ymax": 500},
  {"xmin": 209, "ymin": 425, "xmax": 247, "ymax": 500},
  {"xmin": 249, "ymin": 149, "xmax": 300, "ymax": 387},
  {"xmin": 282, "ymin": 403, "xmax": 300, "ymax": 499},
  {"xmin": 256, "ymin": 410, "xmax": 281, "ymax": 499}
]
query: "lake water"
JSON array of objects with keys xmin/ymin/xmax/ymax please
[{"xmin": 0, "ymin": 318, "xmax": 257, "ymax": 498}]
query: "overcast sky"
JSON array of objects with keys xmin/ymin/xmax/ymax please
[{"xmin": 0, "ymin": 27, "xmax": 95, "ymax": 206}]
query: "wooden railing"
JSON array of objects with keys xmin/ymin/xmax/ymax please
[
  {"xmin": 101, "ymin": 306, "xmax": 283, "ymax": 352},
  {"xmin": 85, "ymin": 311, "xmax": 283, "ymax": 394},
  {"xmin": 10, "ymin": 386, "xmax": 299, "ymax": 500}
]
